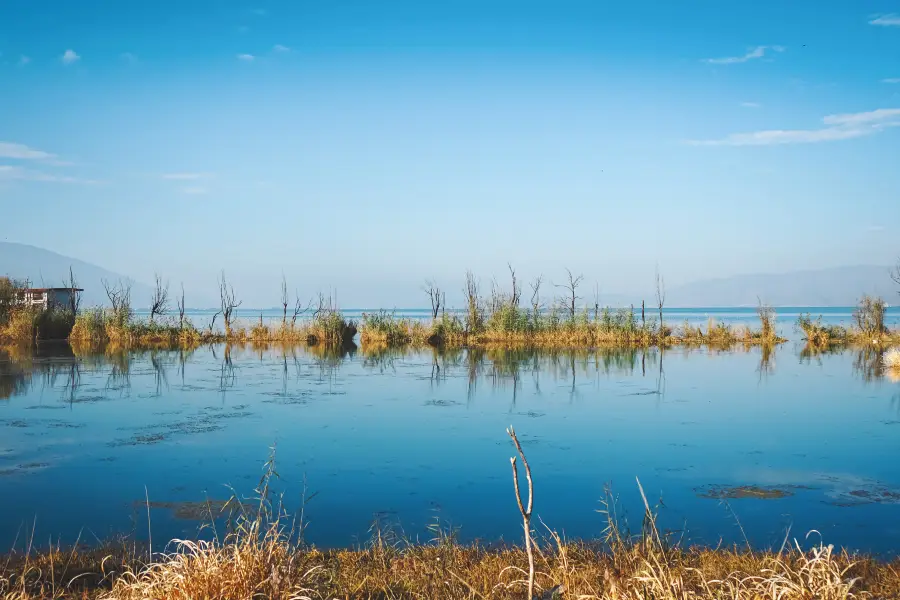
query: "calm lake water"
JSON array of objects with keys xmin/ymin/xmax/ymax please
[{"xmin": 2, "ymin": 340, "xmax": 900, "ymax": 554}]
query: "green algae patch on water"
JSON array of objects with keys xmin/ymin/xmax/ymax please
[{"xmin": 695, "ymin": 484, "xmax": 799, "ymax": 500}]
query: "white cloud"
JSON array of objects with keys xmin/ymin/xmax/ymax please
[
  {"xmin": 273, "ymin": 44, "xmax": 290, "ymax": 53},
  {"xmin": 121, "ymin": 52, "xmax": 138, "ymax": 64},
  {"xmin": 0, "ymin": 141, "xmax": 55, "ymax": 160},
  {"xmin": 882, "ymin": 78, "xmax": 900, "ymax": 84},
  {"xmin": 61, "ymin": 49, "xmax": 80, "ymax": 65},
  {"xmin": 869, "ymin": 14, "xmax": 900, "ymax": 26},
  {"xmin": 867, "ymin": 225, "xmax": 886, "ymax": 232},
  {"xmin": 237, "ymin": 53, "xmax": 255, "ymax": 62},
  {"xmin": 688, "ymin": 107, "xmax": 900, "ymax": 146},
  {"xmin": 704, "ymin": 45, "xmax": 784, "ymax": 65},
  {"xmin": 161, "ymin": 172, "xmax": 210, "ymax": 180},
  {"xmin": 0, "ymin": 165, "xmax": 99, "ymax": 184},
  {"xmin": 18, "ymin": 55, "xmax": 30, "ymax": 66},
  {"xmin": 740, "ymin": 102, "xmax": 761, "ymax": 108},
  {"xmin": 250, "ymin": 8, "xmax": 268, "ymax": 16},
  {"xmin": 180, "ymin": 186, "xmax": 208, "ymax": 195}
]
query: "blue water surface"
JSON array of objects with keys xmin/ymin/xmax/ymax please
[{"xmin": 1, "ymin": 339, "xmax": 899, "ymax": 555}]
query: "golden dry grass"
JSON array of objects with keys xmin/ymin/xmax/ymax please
[{"xmin": 2, "ymin": 523, "xmax": 899, "ymax": 600}]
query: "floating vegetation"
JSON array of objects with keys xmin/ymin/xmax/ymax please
[
  {"xmin": 695, "ymin": 484, "xmax": 799, "ymax": 500},
  {"xmin": 136, "ymin": 499, "xmax": 235, "ymax": 521}
]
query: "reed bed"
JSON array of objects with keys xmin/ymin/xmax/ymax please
[
  {"xmin": 798, "ymin": 296, "xmax": 900, "ymax": 349},
  {"xmin": 358, "ymin": 308, "xmax": 785, "ymax": 350}
]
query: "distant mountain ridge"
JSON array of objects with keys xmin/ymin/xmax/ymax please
[
  {"xmin": 0, "ymin": 242, "xmax": 153, "ymax": 307},
  {"xmin": 663, "ymin": 265, "xmax": 897, "ymax": 307}
]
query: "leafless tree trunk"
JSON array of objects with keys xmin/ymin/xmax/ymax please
[
  {"xmin": 424, "ymin": 280, "xmax": 442, "ymax": 319},
  {"xmin": 177, "ymin": 283, "xmax": 186, "ymax": 330},
  {"xmin": 656, "ymin": 266, "xmax": 666, "ymax": 335},
  {"xmin": 292, "ymin": 292, "xmax": 309, "ymax": 327},
  {"xmin": 556, "ymin": 268, "xmax": 584, "ymax": 322},
  {"xmin": 464, "ymin": 271, "xmax": 481, "ymax": 334},
  {"xmin": 892, "ymin": 258, "xmax": 900, "ymax": 293},
  {"xmin": 508, "ymin": 263, "xmax": 520, "ymax": 307},
  {"xmin": 102, "ymin": 278, "xmax": 132, "ymax": 324},
  {"xmin": 281, "ymin": 274, "xmax": 289, "ymax": 326},
  {"xmin": 149, "ymin": 273, "xmax": 170, "ymax": 323},
  {"xmin": 219, "ymin": 272, "xmax": 242, "ymax": 337},
  {"xmin": 65, "ymin": 266, "xmax": 81, "ymax": 314},
  {"xmin": 506, "ymin": 426, "xmax": 534, "ymax": 600},
  {"xmin": 530, "ymin": 276, "xmax": 542, "ymax": 315},
  {"xmin": 641, "ymin": 300, "xmax": 645, "ymax": 327}
]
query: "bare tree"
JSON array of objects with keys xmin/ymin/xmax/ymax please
[
  {"xmin": 892, "ymin": 258, "xmax": 900, "ymax": 293},
  {"xmin": 424, "ymin": 280, "xmax": 443, "ymax": 319},
  {"xmin": 149, "ymin": 273, "xmax": 170, "ymax": 323},
  {"xmin": 464, "ymin": 271, "xmax": 482, "ymax": 333},
  {"xmin": 530, "ymin": 276, "xmax": 543, "ymax": 318},
  {"xmin": 506, "ymin": 426, "xmax": 535, "ymax": 600},
  {"xmin": 177, "ymin": 283, "xmax": 186, "ymax": 330},
  {"xmin": 555, "ymin": 268, "xmax": 584, "ymax": 322},
  {"xmin": 102, "ymin": 278, "xmax": 132, "ymax": 324},
  {"xmin": 281, "ymin": 274, "xmax": 289, "ymax": 326},
  {"xmin": 65, "ymin": 266, "xmax": 81, "ymax": 314},
  {"xmin": 508, "ymin": 263, "xmax": 520, "ymax": 307},
  {"xmin": 219, "ymin": 271, "xmax": 242, "ymax": 337},
  {"xmin": 291, "ymin": 291, "xmax": 309, "ymax": 327},
  {"xmin": 656, "ymin": 266, "xmax": 666, "ymax": 335}
]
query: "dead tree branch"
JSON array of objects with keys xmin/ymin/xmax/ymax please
[
  {"xmin": 656, "ymin": 266, "xmax": 666, "ymax": 335},
  {"xmin": 555, "ymin": 268, "xmax": 584, "ymax": 322},
  {"xmin": 219, "ymin": 272, "xmax": 242, "ymax": 337},
  {"xmin": 149, "ymin": 273, "xmax": 170, "ymax": 323},
  {"xmin": 65, "ymin": 266, "xmax": 81, "ymax": 314},
  {"xmin": 424, "ymin": 280, "xmax": 443, "ymax": 319},
  {"xmin": 506, "ymin": 426, "xmax": 535, "ymax": 600}
]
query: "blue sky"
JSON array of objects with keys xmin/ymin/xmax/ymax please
[{"xmin": 1, "ymin": 0, "xmax": 899, "ymax": 307}]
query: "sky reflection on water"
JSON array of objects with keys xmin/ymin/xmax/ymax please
[{"xmin": 1, "ymin": 342, "xmax": 899, "ymax": 554}]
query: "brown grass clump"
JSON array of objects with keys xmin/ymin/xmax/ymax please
[{"xmin": 3, "ymin": 517, "xmax": 898, "ymax": 599}]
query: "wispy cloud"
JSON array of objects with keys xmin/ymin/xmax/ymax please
[
  {"xmin": 0, "ymin": 165, "xmax": 99, "ymax": 184},
  {"xmin": 61, "ymin": 49, "xmax": 80, "ymax": 65},
  {"xmin": 161, "ymin": 172, "xmax": 211, "ymax": 180},
  {"xmin": 236, "ymin": 53, "xmax": 255, "ymax": 62},
  {"xmin": 882, "ymin": 78, "xmax": 900, "ymax": 84},
  {"xmin": 688, "ymin": 108, "xmax": 900, "ymax": 146},
  {"xmin": 0, "ymin": 141, "xmax": 55, "ymax": 161},
  {"xmin": 120, "ymin": 52, "xmax": 138, "ymax": 64},
  {"xmin": 273, "ymin": 44, "xmax": 290, "ymax": 53},
  {"xmin": 704, "ymin": 45, "xmax": 784, "ymax": 65},
  {"xmin": 250, "ymin": 8, "xmax": 268, "ymax": 16},
  {"xmin": 18, "ymin": 55, "xmax": 30, "ymax": 66},
  {"xmin": 180, "ymin": 186, "xmax": 208, "ymax": 195},
  {"xmin": 867, "ymin": 225, "xmax": 886, "ymax": 233},
  {"xmin": 740, "ymin": 102, "xmax": 761, "ymax": 109},
  {"xmin": 869, "ymin": 14, "xmax": 900, "ymax": 26}
]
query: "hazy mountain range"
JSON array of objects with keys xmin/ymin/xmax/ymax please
[
  {"xmin": 0, "ymin": 242, "xmax": 153, "ymax": 308},
  {"xmin": 0, "ymin": 242, "xmax": 896, "ymax": 309}
]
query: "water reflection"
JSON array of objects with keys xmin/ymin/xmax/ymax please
[
  {"xmin": 7, "ymin": 341, "xmax": 900, "ymax": 403},
  {"xmin": 2, "ymin": 340, "xmax": 900, "ymax": 554}
]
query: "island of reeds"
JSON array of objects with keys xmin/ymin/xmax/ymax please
[{"xmin": 2, "ymin": 264, "xmax": 899, "ymax": 352}]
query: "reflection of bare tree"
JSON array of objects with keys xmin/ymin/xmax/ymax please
[
  {"xmin": 853, "ymin": 347, "xmax": 885, "ymax": 383},
  {"xmin": 105, "ymin": 351, "xmax": 132, "ymax": 395},
  {"xmin": 757, "ymin": 344, "xmax": 775, "ymax": 383},
  {"xmin": 150, "ymin": 351, "xmax": 169, "ymax": 397},
  {"xmin": 656, "ymin": 348, "xmax": 666, "ymax": 398},
  {"xmin": 0, "ymin": 348, "xmax": 28, "ymax": 400}
]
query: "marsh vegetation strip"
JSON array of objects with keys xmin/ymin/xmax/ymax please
[{"xmin": 1, "ymin": 343, "xmax": 899, "ymax": 554}]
